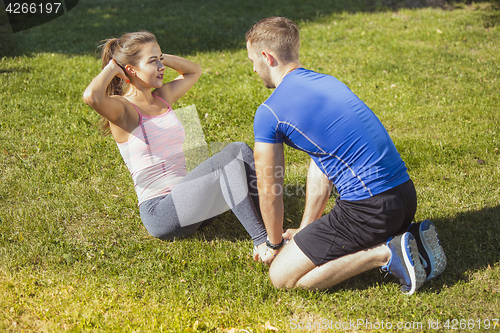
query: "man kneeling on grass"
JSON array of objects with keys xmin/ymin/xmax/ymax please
[{"xmin": 247, "ymin": 17, "xmax": 447, "ymax": 295}]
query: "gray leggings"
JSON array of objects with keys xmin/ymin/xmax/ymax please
[{"xmin": 139, "ymin": 142, "xmax": 267, "ymax": 246}]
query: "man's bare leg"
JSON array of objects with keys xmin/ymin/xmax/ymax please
[{"xmin": 269, "ymin": 239, "xmax": 391, "ymax": 290}]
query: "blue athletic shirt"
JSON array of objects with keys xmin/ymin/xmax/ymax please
[{"xmin": 253, "ymin": 68, "xmax": 410, "ymax": 201}]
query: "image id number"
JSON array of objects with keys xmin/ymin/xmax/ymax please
[
  {"xmin": 444, "ymin": 319, "xmax": 499, "ymax": 330},
  {"xmin": 5, "ymin": 2, "xmax": 62, "ymax": 14}
]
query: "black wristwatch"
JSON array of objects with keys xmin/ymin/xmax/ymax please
[{"xmin": 266, "ymin": 237, "xmax": 285, "ymax": 250}]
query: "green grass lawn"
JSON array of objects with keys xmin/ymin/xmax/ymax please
[{"xmin": 1, "ymin": 0, "xmax": 500, "ymax": 331}]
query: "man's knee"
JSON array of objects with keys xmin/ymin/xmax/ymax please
[
  {"xmin": 268, "ymin": 251, "xmax": 303, "ymax": 289},
  {"xmin": 268, "ymin": 240, "xmax": 317, "ymax": 289},
  {"xmin": 269, "ymin": 263, "xmax": 293, "ymax": 288}
]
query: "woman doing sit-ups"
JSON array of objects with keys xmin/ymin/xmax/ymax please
[{"xmin": 83, "ymin": 31, "xmax": 267, "ymax": 255}]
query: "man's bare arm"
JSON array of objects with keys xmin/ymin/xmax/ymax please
[
  {"xmin": 254, "ymin": 142, "xmax": 285, "ymax": 246},
  {"xmin": 284, "ymin": 158, "xmax": 332, "ymax": 239}
]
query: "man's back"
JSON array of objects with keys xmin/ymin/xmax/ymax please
[{"xmin": 253, "ymin": 68, "xmax": 409, "ymax": 200}]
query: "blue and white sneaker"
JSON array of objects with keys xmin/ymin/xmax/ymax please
[
  {"xmin": 381, "ymin": 232, "xmax": 427, "ymax": 295},
  {"xmin": 408, "ymin": 220, "xmax": 447, "ymax": 281}
]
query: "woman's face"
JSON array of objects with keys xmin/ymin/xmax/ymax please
[{"xmin": 130, "ymin": 42, "xmax": 165, "ymax": 89}]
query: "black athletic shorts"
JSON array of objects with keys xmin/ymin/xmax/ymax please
[{"xmin": 294, "ymin": 179, "xmax": 417, "ymax": 266}]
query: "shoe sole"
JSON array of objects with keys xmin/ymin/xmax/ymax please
[
  {"xmin": 402, "ymin": 233, "xmax": 427, "ymax": 295},
  {"xmin": 419, "ymin": 220, "xmax": 447, "ymax": 281}
]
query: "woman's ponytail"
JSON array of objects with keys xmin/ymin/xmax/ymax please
[
  {"xmin": 97, "ymin": 38, "xmax": 125, "ymax": 135},
  {"xmin": 100, "ymin": 38, "xmax": 125, "ymax": 97}
]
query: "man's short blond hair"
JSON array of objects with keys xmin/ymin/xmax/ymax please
[{"xmin": 245, "ymin": 17, "xmax": 300, "ymax": 64}]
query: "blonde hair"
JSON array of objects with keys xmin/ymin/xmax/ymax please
[
  {"xmin": 245, "ymin": 17, "xmax": 300, "ymax": 64},
  {"xmin": 97, "ymin": 31, "xmax": 157, "ymax": 134}
]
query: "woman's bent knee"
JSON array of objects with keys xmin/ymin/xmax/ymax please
[{"xmin": 224, "ymin": 142, "xmax": 253, "ymax": 157}]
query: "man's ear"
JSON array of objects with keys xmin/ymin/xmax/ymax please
[{"xmin": 261, "ymin": 51, "xmax": 278, "ymax": 67}]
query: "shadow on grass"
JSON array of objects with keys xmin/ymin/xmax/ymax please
[
  {"xmin": 0, "ymin": 68, "xmax": 30, "ymax": 74},
  {"xmin": 0, "ymin": 0, "xmax": 492, "ymax": 58},
  {"xmin": 328, "ymin": 205, "xmax": 500, "ymax": 293},
  {"xmin": 432, "ymin": 205, "xmax": 500, "ymax": 280},
  {"xmin": 483, "ymin": 11, "xmax": 500, "ymax": 28}
]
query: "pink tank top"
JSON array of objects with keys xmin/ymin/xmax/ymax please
[{"xmin": 116, "ymin": 95, "xmax": 187, "ymax": 205}]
